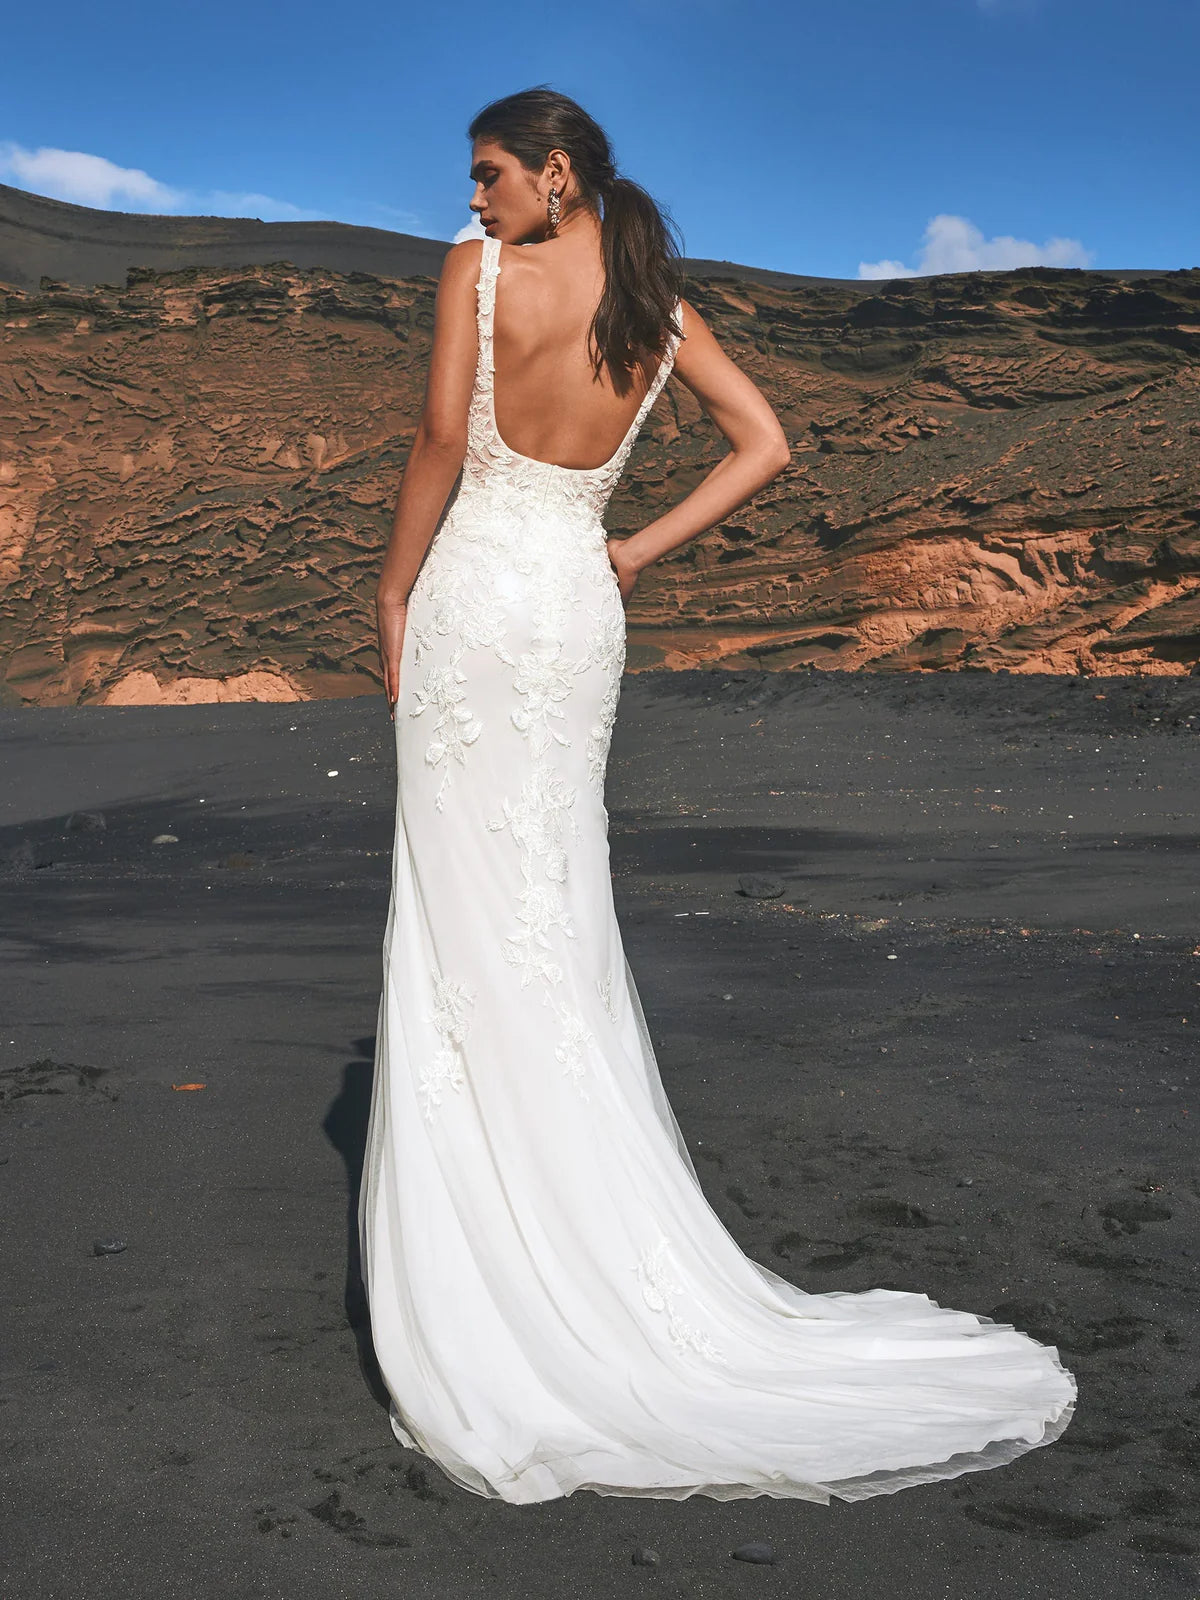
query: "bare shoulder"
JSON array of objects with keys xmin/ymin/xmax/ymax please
[
  {"xmin": 437, "ymin": 236, "xmax": 486, "ymax": 288},
  {"xmin": 674, "ymin": 296, "xmax": 715, "ymax": 352},
  {"xmin": 672, "ymin": 295, "xmax": 739, "ymax": 389}
]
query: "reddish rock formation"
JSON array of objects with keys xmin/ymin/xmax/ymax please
[{"xmin": 2, "ymin": 258, "xmax": 1198, "ymax": 705}]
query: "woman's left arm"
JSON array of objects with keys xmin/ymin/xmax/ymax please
[{"xmin": 376, "ymin": 238, "xmax": 484, "ymax": 717}]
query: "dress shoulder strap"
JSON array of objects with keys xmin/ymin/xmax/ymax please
[
  {"xmin": 638, "ymin": 298, "xmax": 685, "ymax": 414},
  {"xmin": 478, "ymin": 231, "xmax": 502, "ymax": 281},
  {"xmin": 474, "ymin": 234, "xmax": 502, "ymax": 387}
]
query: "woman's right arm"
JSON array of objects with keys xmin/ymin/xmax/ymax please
[
  {"xmin": 375, "ymin": 239, "xmax": 482, "ymax": 716},
  {"xmin": 608, "ymin": 299, "xmax": 791, "ymax": 602}
]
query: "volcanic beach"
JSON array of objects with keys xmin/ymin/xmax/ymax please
[{"xmin": 1, "ymin": 666, "xmax": 1196, "ymax": 1599}]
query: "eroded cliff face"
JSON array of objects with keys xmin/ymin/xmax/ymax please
[{"xmin": 1, "ymin": 260, "xmax": 1198, "ymax": 705}]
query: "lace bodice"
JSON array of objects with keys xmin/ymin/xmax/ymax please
[{"xmin": 455, "ymin": 232, "xmax": 683, "ymax": 530}]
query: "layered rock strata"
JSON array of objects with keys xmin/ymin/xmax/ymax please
[{"xmin": 2, "ymin": 258, "xmax": 1198, "ymax": 705}]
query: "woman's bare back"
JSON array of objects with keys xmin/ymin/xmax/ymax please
[{"xmin": 488, "ymin": 238, "xmax": 680, "ymax": 472}]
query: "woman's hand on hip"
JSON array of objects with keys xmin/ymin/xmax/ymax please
[{"xmin": 606, "ymin": 537, "xmax": 641, "ymax": 607}]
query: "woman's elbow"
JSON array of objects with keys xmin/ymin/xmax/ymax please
[
  {"xmin": 416, "ymin": 416, "xmax": 469, "ymax": 458},
  {"xmin": 760, "ymin": 424, "xmax": 791, "ymax": 478},
  {"xmin": 732, "ymin": 425, "xmax": 789, "ymax": 480}
]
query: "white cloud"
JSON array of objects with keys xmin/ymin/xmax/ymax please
[
  {"xmin": 204, "ymin": 190, "xmax": 321, "ymax": 222},
  {"xmin": 0, "ymin": 141, "xmax": 322, "ymax": 221},
  {"xmin": 0, "ymin": 142, "xmax": 182, "ymax": 210},
  {"xmin": 858, "ymin": 256, "xmax": 911, "ymax": 279},
  {"xmin": 858, "ymin": 213, "xmax": 1093, "ymax": 279},
  {"xmin": 453, "ymin": 217, "xmax": 485, "ymax": 243}
]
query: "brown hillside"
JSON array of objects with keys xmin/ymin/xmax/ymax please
[{"xmin": 1, "ymin": 259, "xmax": 1198, "ymax": 705}]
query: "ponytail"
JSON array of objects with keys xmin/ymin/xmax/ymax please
[{"xmin": 595, "ymin": 173, "xmax": 684, "ymax": 385}]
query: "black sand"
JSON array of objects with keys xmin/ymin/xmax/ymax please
[{"xmin": 1, "ymin": 668, "xmax": 1196, "ymax": 1599}]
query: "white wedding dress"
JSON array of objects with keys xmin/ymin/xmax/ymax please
[{"xmin": 358, "ymin": 232, "xmax": 1076, "ymax": 1503}]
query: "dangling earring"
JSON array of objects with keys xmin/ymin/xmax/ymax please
[{"xmin": 547, "ymin": 187, "xmax": 560, "ymax": 236}]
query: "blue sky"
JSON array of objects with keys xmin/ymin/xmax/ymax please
[{"xmin": 2, "ymin": 0, "xmax": 1195, "ymax": 279}]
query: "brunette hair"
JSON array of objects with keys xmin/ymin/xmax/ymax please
[{"xmin": 467, "ymin": 86, "xmax": 684, "ymax": 388}]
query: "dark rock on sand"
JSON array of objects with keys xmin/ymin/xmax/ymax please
[
  {"xmin": 737, "ymin": 871, "xmax": 787, "ymax": 898},
  {"xmin": 732, "ymin": 1540, "xmax": 777, "ymax": 1563}
]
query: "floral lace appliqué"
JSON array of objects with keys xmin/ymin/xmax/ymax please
[
  {"xmin": 597, "ymin": 972, "xmax": 620, "ymax": 1022},
  {"xmin": 542, "ymin": 990, "xmax": 597, "ymax": 1099},
  {"xmin": 409, "ymin": 661, "xmax": 483, "ymax": 812},
  {"xmin": 577, "ymin": 600, "xmax": 627, "ymax": 797},
  {"xmin": 511, "ymin": 643, "xmax": 578, "ymax": 756},
  {"xmin": 419, "ymin": 973, "xmax": 476, "ymax": 1122},
  {"xmin": 486, "ymin": 767, "xmax": 579, "ymax": 988},
  {"xmin": 635, "ymin": 1235, "xmax": 727, "ymax": 1364}
]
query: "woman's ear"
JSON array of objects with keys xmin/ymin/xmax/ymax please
[{"xmin": 546, "ymin": 147, "xmax": 571, "ymax": 193}]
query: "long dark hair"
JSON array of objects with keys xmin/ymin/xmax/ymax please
[{"xmin": 467, "ymin": 87, "xmax": 684, "ymax": 389}]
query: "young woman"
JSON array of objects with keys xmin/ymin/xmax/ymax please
[{"xmin": 360, "ymin": 86, "xmax": 1075, "ymax": 1504}]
